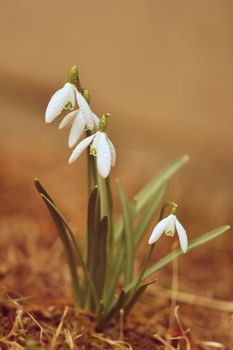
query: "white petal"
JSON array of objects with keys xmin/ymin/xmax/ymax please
[
  {"xmin": 175, "ymin": 218, "xmax": 188, "ymax": 253},
  {"xmin": 68, "ymin": 112, "xmax": 86, "ymax": 148},
  {"xmin": 108, "ymin": 138, "xmax": 116, "ymax": 167},
  {"xmin": 92, "ymin": 113, "xmax": 100, "ymax": 128},
  {"xmin": 58, "ymin": 110, "xmax": 79, "ymax": 129},
  {"xmin": 76, "ymin": 91, "xmax": 94, "ymax": 130},
  {"xmin": 148, "ymin": 215, "xmax": 171, "ymax": 244},
  {"xmin": 45, "ymin": 85, "xmax": 68, "ymax": 123},
  {"xmin": 45, "ymin": 83, "xmax": 75, "ymax": 123},
  {"xmin": 90, "ymin": 131, "xmax": 101, "ymax": 152},
  {"xmin": 165, "ymin": 214, "xmax": 176, "ymax": 236},
  {"xmin": 96, "ymin": 133, "xmax": 112, "ymax": 178},
  {"xmin": 68, "ymin": 134, "xmax": 96, "ymax": 164},
  {"xmin": 64, "ymin": 82, "xmax": 76, "ymax": 108}
]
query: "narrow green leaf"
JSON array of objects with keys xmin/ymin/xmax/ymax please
[
  {"xmin": 116, "ymin": 180, "xmax": 134, "ymax": 284},
  {"xmin": 87, "ymin": 187, "xmax": 100, "ymax": 271},
  {"xmin": 96, "ymin": 299, "xmax": 105, "ymax": 324},
  {"xmin": 96, "ymin": 172, "xmax": 106, "ymax": 217},
  {"xmin": 34, "ymin": 179, "xmax": 99, "ymax": 309},
  {"xmin": 40, "ymin": 193, "xmax": 99, "ymax": 309},
  {"xmin": 39, "ymin": 194, "xmax": 80, "ymax": 307},
  {"xmin": 96, "ymin": 290, "xmax": 126, "ymax": 331},
  {"xmin": 95, "ymin": 216, "xmax": 108, "ymax": 299},
  {"xmin": 105, "ymin": 176, "xmax": 114, "ymax": 254},
  {"xmin": 104, "ymin": 185, "xmax": 165, "ymax": 307},
  {"xmin": 133, "ymin": 155, "xmax": 189, "ymax": 213},
  {"xmin": 34, "ymin": 178, "xmax": 54, "ymax": 203},
  {"xmin": 125, "ymin": 225, "xmax": 230, "ymax": 291},
  {"xmin": 134, "ymin": 184, "xmax": 166, "ymax": 247},
  {"xmin": 114, "ymin": 155, "xmax": 189, "ymax": 241},
  {"xmin": 103, "ymin": 238, "xmax": 124, "ymax": 308},
  {"xmin": 124, "ymin": 279, "xmax": 157, "ymax": 316},
  {"xmin": 86, "ymin": 186, "xmax": 101, "ymax": 310}
]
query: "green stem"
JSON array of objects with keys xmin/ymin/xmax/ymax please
[
  {"xmin": 128, "ymin": 245, "xmax": 154, "ymax": 300},
  {"xmin": 97, "ymin": 174, "xmax": 106, "ymax": 217},
  {"xmin": 86, "ymin": 131, "xmax": 93, "ymax": 194},
  {"xmin": 92, "ymin": 157, "xmax": 98, "ymax": 187},
  {"xmin": 105, "ymin": 176, "xmax": 114, "ymax": 252},
  {"xmin": 87, "ymin": 153, "xmax": 92, "ymax": 193},
  {"xmin": 116, "ymin": 180, "xmax": 134, "ymax": 285},
  {"xmin": 127, "ymin": 201, "xmax": 170, "ymax": 299}
]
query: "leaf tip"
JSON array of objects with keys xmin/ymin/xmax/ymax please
[{"xmin": 34, "ymin": 178, "xmax": 40, "ymax": 186}]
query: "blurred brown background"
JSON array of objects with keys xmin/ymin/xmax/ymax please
[{"xmin": 0, "ymin": 0, "xmax": 232, "ymax": 239}]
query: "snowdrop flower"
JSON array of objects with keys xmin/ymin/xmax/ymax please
[
  {"xmin": 69, "ymin": 114, "xmax": 116, "ymax": 178},
  {"xmin": 45, "ymin": 66, "xmax": 78, "ymax": 123},
  {"xmin": 148, "ymin": 212, "xmax": 188, "ymax": 253},
  {"xmin": 59, "ymin": 109, "xmax": 100, "ymax": 148},
  {"xmin": 45, "ymin": 66, "xmax": 95, "ymax": 130}
]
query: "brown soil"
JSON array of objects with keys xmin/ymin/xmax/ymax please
[{"xmin": 0, "ymin": 202, "xmax": 232, "ymax": 349}]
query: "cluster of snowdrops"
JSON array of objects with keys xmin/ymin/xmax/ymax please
[{"xmin": 34, "ymin": 65, "xmax": 229, "ymax": 330}]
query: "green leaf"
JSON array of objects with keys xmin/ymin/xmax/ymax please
[
  {"xmin": 34, "ymin": 178, "xmax": 54, "ymax": 203},
  {"xmin": 103, "ymin": 239, "xmax": 124, "ymax": 308},
  {"xmin": 125, "ymin": 225, "xmax": 230, "ymax": 291},
  {"xmin": 124, "ymin": 279, "xmax": 157, "ymax": 316},
  {"xmin": 96, "ymin": 172, "xmax": 107, "ymax": 217},
  {"xmin": 133, "ymin": 155, "xmax": 189, "ymax": 213},
  {"xmin": 95, "ymin": 216, "xmax": 108, "ymax": 299},
  {"xmin": 86, "ymin": 186, "xmax": 101, "ymax": 310},
  {"xmin": 96, "ymin": 290, "xmax": 126, "ymax": 331},
  {"xmin": 105, "ymin": 176, "xmax": 114, "ymax": 253},
  {"xmin": 39, "ymin": 193, "xmax": 80, "ymax": 307},
  {"xmin": 134, "ymin": 184, "xmax": 166, "ymax": 248},
  {"xmin": 104, "ymin": 184, "xmax": 165, "ymax": 307},
  {"xmin": 40, "ymin": 193, "xmax": 99, "ymax": 309},
  {"xmin": 34, "ymin": 179, "xmax": 99, "ymax": 309},
  {"xmin": 114, "ymin": 155, "xmax": 189, "ymax": 242},
  {"xmin": 116, "ymin": 180, "xmax": 134, "ymax": 284},
  {"xmin": 87, "ymin": 186, "xmax": 100, "ymax": 271},
  {"xmin": 98, "ymin": 278, "xmax": 156, "ymax": 330}
]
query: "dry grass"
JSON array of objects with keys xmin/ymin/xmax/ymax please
[{"xmin": 0, "ymin": 215, "xmax": 232, "ymax": 349}]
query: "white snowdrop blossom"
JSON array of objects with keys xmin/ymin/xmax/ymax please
[
  {"xmin": 45, "ymin": 66, "xmax": 96, "ymax": 133},
  {"xmin": 69, "ymin": 114, "xmax": 116, "ymax": 178},
  {"xmin": 59, "ymin": 109, "xmax": 100, "ymax": 148},
  {"xmin": 148, "ymin": 214, "xmax": 188, "ymax": 253},
  {"xmin": 45, "ymin": 82, "xmax": 76, "ymax": 123}
]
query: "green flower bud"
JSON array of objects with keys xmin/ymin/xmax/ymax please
[{"xmin": 98, "ymin": 113, "xmax": 110, "ymax": 132}]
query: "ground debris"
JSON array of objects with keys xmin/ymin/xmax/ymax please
[{"xmin": 0, "ymin": 215, "xmax": 232, "ymax": 349}]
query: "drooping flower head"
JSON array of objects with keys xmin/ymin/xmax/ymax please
[
  {"xmin": 148, "ymin": 205, "xmax": 188, "ymax": 253},
  {"xmin": 58, "ymin": 104, "xmax": 99, "ymax": 148},
  {"xmin": 45, "ymin": 65, "xmax": 79, "ymax": 123},
  {"xmin": 45, "ymin": 66, "xmax": 97, "ymax": 136},
  {"xmin": 69, "ymin": 114, "xmax": 116, "ymax": 178}
]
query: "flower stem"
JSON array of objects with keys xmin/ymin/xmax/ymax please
[
  {"xmin": 105, "ymin": 176, "xmax": 114, "ymax": 252},
  {"xmin": 128, "ymin": 245, "xmax": 153, "ymax": 299},
  {"xmin": 128, "ymin": 201, "xmax": 171, "ymax": 298},
  {"xmin": 86, "ymin": 131, "xmax": 98, "ymax": 193},
  {"xmin": 87, "ymin": 147, "xmax": 93, "ymax": 194}
]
